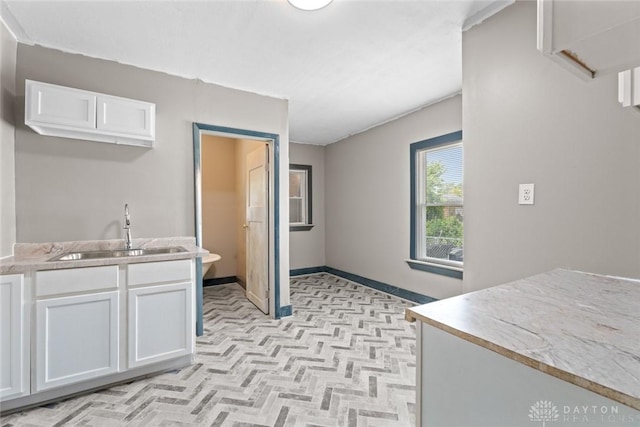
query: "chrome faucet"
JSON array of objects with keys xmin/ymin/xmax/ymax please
[{"xmin": 123, "ymin": 204, "xmax": 132, "ymax": 250}]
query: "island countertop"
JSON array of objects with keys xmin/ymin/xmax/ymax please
[
  {"xmin": 405, "ymin": 269, "xmax": 640, "ymax": 411},
  {"xmin": 0, "ymin": 237, "xmax": 208, "ymax": 274}
]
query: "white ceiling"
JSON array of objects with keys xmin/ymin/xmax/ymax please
[{"xmin": 2, "ymin": 0, "xmax": 511, "ymax": 145}]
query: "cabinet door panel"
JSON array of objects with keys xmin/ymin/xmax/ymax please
[
  {"xmin": 36, "ymin": 291, "xmax": 118, "ymax": 391},
  {"xmin": 97, "ymin": 95, "xmax": 155, "ymax": 139},
  {"xmin": 128, "ymin": 282, "xmax": 193, "ymax": 368},
  {"xmin": 0, "ymin": 275, "xmax": 27, "ymax": 400},
  {"xmin": 26, "ymin": 81, "xmax": 96, "ymax": 129}
]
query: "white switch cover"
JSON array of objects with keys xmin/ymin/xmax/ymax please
[{"xmin": 519, "ymin": 184, "xmax": 535, "ymax": 205}]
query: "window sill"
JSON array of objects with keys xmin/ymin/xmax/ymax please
[
  {"xmin": 290, "ymin": 224, "xmax": 314, "ymax": 232},
  {"xmin": 406, "ymin": 259, "xmax": 463, "ymax": 279}
]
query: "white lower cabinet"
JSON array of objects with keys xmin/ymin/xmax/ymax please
[
  {"xmin": 35, "ymin": 291, "xmax": 119, "ymax": 391},
  {"xmin": 128, "ymin": 281, "xmax": 193, "ymax": 368},
  {"xmin": 417, "ymin": 323, "xmax": 640, "ymax": 426},
  {"xmin": 127, "ymin": 259, "xmax": 194, "ymax": 369},
  {"xmin": 2, "ymin": 258, "xmax": 195, "ymax": 410},
  {"xmin": 0, "ymin": 274, "xmax": 29, "ymax": 401},
  {"xmin": 34, "ymin": 265, "xmax": 119, "ymax": 392}
]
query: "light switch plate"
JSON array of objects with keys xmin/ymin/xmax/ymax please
[{"xmin": 519, "ymin": 183, "xmax": 535, "ymax": 205}]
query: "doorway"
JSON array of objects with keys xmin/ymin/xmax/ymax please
[{"xmin": 192, "ymin": 123, "xmax": 284, "ymax": 336}]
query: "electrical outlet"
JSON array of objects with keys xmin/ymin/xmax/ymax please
[{"xmin": 519, "ymin": 183, "xmax": 535, "ymax": 205}]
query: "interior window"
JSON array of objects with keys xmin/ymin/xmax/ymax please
[
  {"xmin": 289, "ymin": 164, "xmax": 313, "ymax": 231},
  {"xmin": 409, "ymin": 131, "xmax": 463, "ymax": 278}
]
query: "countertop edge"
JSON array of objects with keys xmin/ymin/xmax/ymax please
[
  {"xmin": 406, "ymin": 306, "xmax": 640, "ymax": 411},
  {"xmin": 0, "ymin": 246, "xmax": 208, "ymax": 274}
]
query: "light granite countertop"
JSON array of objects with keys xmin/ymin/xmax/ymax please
[
  {"xmin": 405, "ymin": 269, "xmax": 640, "ymax": 411},
  {"xmin": 0, "ymin": 237, "xmax": 208, "ymax": 274}
]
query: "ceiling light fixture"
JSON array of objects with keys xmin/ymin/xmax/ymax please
[{"xmin": 287, "ymin": 0, "xmax": 333, "ymax": 11}]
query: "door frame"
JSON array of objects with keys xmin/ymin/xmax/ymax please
[{"xmin": 192, "ymin": 123, "xmax": 284, "ymax": 335}]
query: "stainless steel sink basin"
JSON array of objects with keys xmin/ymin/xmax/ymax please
[{"xmin": 48, "ymin": 246, "xmax": 187, "ymax": 261}]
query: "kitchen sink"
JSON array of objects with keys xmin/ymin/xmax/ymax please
[{"xmin": 48, "ymin": 246, "xmax": 188, "ymax": 261}]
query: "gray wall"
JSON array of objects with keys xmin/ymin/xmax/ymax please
[
  {"xmin": 14, "ymin": 43, "xmax": 288, "ymax": 240},
  {"xmin": 325, "ymin": 96, "xmax": 463, "ymax": 300},
  {"xmin": 289, "ymin": 142, "xmax": 325, "ymax": 270},
  {"xmin": 0, "ymin": 21, "xmax": 17, "ymax": 257},
  {"xmin": 13, "ymin": 44, "xmax": 291, "ymax": 304},
  {"xmin": 463, "ymin": 1, "xmax": 640, "ymax": 292}
]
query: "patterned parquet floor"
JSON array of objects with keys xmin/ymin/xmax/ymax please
[{"xmin": 1, "ymin": 273, "xmax": 417, "ymax": 427}]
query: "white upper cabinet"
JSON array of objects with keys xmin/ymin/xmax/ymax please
[
  {"xmin": 25, "ymin": 80, "xmax": 155, "ymax": 148},
  {"xmin": 27, "ymin": 81, "xmax": 96, "ymax": 130},
  {"xmin": 97, "ymin": 94, "xmax": 155, "ymax": 139},
  {"xmin": 537, "ymin": 0, "xmax": 640, "ymax": 80}
]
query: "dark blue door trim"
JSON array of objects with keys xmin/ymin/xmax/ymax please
[{"xmin": 192, "ymin": 123, "xmax": 283, "ymax": 336}]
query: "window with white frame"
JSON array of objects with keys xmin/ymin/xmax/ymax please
[
  {"xmin": 409, "ymin": 131, "xmax": 463, "ymax": 278},
  {"xmin": 289, "ymin": 164, "xmax": 313, "ymax": 231}
]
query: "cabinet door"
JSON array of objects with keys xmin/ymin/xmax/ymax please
[
  {"xmin": 128, "ymin": 282, "xmax": 193, "ymax": 368},
  {"xmin": 96, "ymin": 95, "xmax": 155, "ymax": 139},
  {"xmin": 26, "ymin": 80, "xmax": 97, "ymax": 130},
  {"xmin": 0, "ymin": 275, "xmax": 28, "ymax": 401},
  {"xmin": 35, "ymin": 291, "xmax": 119, "ymax": 391},
  {"xmin": 538, "ymin": 0, "xmax": 640, "ymax": 79}
]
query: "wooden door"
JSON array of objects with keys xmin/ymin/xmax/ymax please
[{"xmin": 245, "ymin": 145, "xmax": 269, "ymax": 314}]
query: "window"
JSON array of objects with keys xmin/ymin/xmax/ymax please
[
  {"xmin": 409, "ymin": 131, "xmax": 463, "ymax": 279},
  {"xmin": 289, "ymin": 164, "xmax": 313, "ymax": 231}
]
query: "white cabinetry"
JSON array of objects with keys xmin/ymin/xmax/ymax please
[
  {"xmin": 97, "ymin": 95, "xmax": 154, "ymax": 138},
  {"xmin": 127, "ymin": 260, "xmax": 194, "ymax": 368},
  {"xmin": 0, "ymin": 274, "xmax": 29, "ymax": 401},
  {"xmin": 537, "ymin": 0, "xmax": 640, "ymax": 79},
  {"xmin": 1, "ymin": 257, "xmax": 196, "ymax": 411},
  {"xmin": 34, "ymin": 266, "xmax": 119, "ymax": 391},
  {"xmin": 26, "ymin": 82, "xmax": 96, "ymax": 130},
  {"xmin": 417, "ymin": 323, "xmax": 640, "ymax": 426},
  {"xmin": 25, "ymin": 80, "xmax": 155, "ymax": 147}
]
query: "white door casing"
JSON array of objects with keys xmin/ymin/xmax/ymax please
[{"xmin": 245, "ymin": 145, "xmax": 269, "ymax": 314}]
